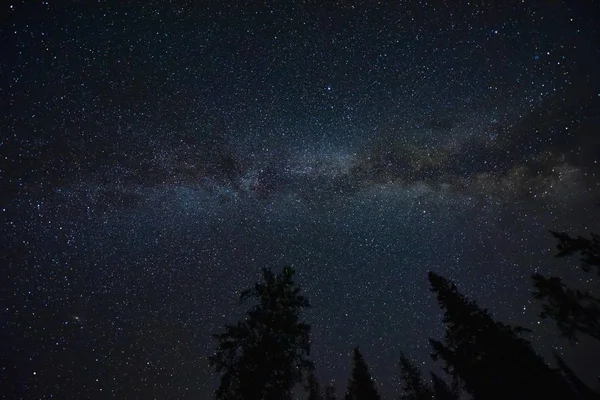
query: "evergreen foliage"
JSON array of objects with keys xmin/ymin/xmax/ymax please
[
  {"xmin": 345, "ymin": 347, "xmax": 381, "ymax": 400},
  {"xmin": 532, "ymin": 231, "xmax": 600, "ymax": 342},
  {"xmin": 429, "ymin": 373, "xmax": 458, "ymax": 400},
  {"xmin": 398, "ymin": 353, "xmax": 432, "ymax": 400},
  {"xmin": 209, "ymin": 266, "xmax": 313, "ymax": 400},
  {"xmin": 428, "ymin": 271, "xmax": 574, "ymax": 400},
  {"xmin": 207, "ymin": 231, "xmax": 600, "ymax": 400},
  {"xmin": 307, "ymin": 371, "xmax": 324, "ymax": 400},
  {"xmin": 553, "ymin": 351, "xmax": 600, "ymax": 400},
  {"xmin": 550, "ymin": 231, "xmax": 600, "ymax": 272}
]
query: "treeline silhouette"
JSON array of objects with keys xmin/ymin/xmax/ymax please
[{"xmin": 210, "ymin": 230, "xmax": 600, "ymax": 400}]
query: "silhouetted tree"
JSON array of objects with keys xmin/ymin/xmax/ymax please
[
  {"xmin": 345, "ymin": 347, "xmax": 380, "ymax": 400},
  {"xmin": 532, "ymin": 274, "xmax": 600, "ymax": 342},
  {"xmin": 430, "ymin": 372, "xmax": 459, "ymax": 400},
  {"xmin": 428, "ymin": 271, "xmax": 574, "ymax": 400},
  {"xmin": 398, "ymin": 353, "xmax": 459, "ymax": 400},
  {"xmin": 553, "ymin": 351, "xmax": 600, "ymax": 400},
  {"xmin": 532, "ymin": 231, "xmax": 600, "ymax": 343},
  {"xmin": 551, "ymin": 231, "xmax": 600, "ymax": 272},
  {"xmin": 398, "ymin": 353, "xmax": 433, "ymax": 400},
  {"xmin": 306, "ymin": 371, "xmax": 324, "ymax": 400},
  {"xmin": 209, "ymin": 267, "xmax": 313, "ymax": 400},
  {"xmin": 324, "ymin": 383, "xmax": 337, "ymax": 400}
]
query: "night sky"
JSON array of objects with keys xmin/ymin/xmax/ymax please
[{"xmin": 2, "ymin": 1, "xmax": 600, "ymax": 399}]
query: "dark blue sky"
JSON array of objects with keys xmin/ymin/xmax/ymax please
[{"xmin": 2, "ymin": 1, "xmax": 599, "ymax": 398}]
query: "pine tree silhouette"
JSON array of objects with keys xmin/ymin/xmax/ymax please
[
  {"xmin": 428, "ymin": 271, "xmax": 574, "ymax": 400},
  {"xmin": 398, "ymin": 353, "xmax": 433, "ymax": 400},
  {"xmin": 209, "ymin": 266, "xmax": 313, "ymax": 400},
  {"xmin": 553, "ymin": 351, "xmax": 600, "ymax": 400},
  {"xmin": 551, "ymin": 231, "xmax": 600, "ymax": 271},
  {"xmin": 532, "ymin": 274, "xmax": 600, "ymax": 342},
  {"xmin": 397, "ymin": 353, "xmax": 459, "ymax": 400},
  {"xmin": 306, "ymin": 371, "xmax": 324, "ymax": 400},
  {"xmin": 344, "ymin": 347, "xmax": 380, "ymax": 400},
  {"xmin": 532, "ymin": 231, "xmax": 600, "ymax": 343},
  {"xmin": 430, "ymin": 372, "xmax": 459, "ymax": 400}
]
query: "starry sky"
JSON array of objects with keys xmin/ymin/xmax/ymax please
[{"xmin": 2, "ymin": 1, "xmax": 600, "ymax": 399}]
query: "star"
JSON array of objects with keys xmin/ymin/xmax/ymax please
[{"xmin": 2, "ymin": 2, "xmax": 599, "ymax": 398}]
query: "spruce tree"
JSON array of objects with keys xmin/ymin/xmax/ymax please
[
  {"xmin": 209, "ymin": 266, "xmax": 313, "ymax": 400},
  {"xmin": 345, "ymin": 347, "xmax": 380, "ymax": 400},
  {"xmin": 398, "ymin": 353, "xmax": 433, "ymax": 400},
  {"xmin": 397, "ymin": 352, "xmax": 459, "ymax": 400},
  {"xmin": 531, "ymin": 229, "xmax": 600, "ymax": 398},
  {"xmin": 551, "ymin": 230, "xmax": 600, "ymax": 271},
  {"xmin": 428, "ymin": 271, "xmax": 574, "ymax": 400},
  {"xmin": 532, "ymin": 231, "xmax": 600, "ymax": 343},
  {"xmin": 430, "ymin": 372, "xmax": 459, "ymax": 400},
  {"xmin": 553, "ymin": 351, "xmax": 600, "ymax": 400},
  {"xmin": 306, "ymin": 371, "xmax": 324, "ymax": 400},
  {"xmin": 532, "ymin": 274, "xmax": 600, "ymax": 342}
]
